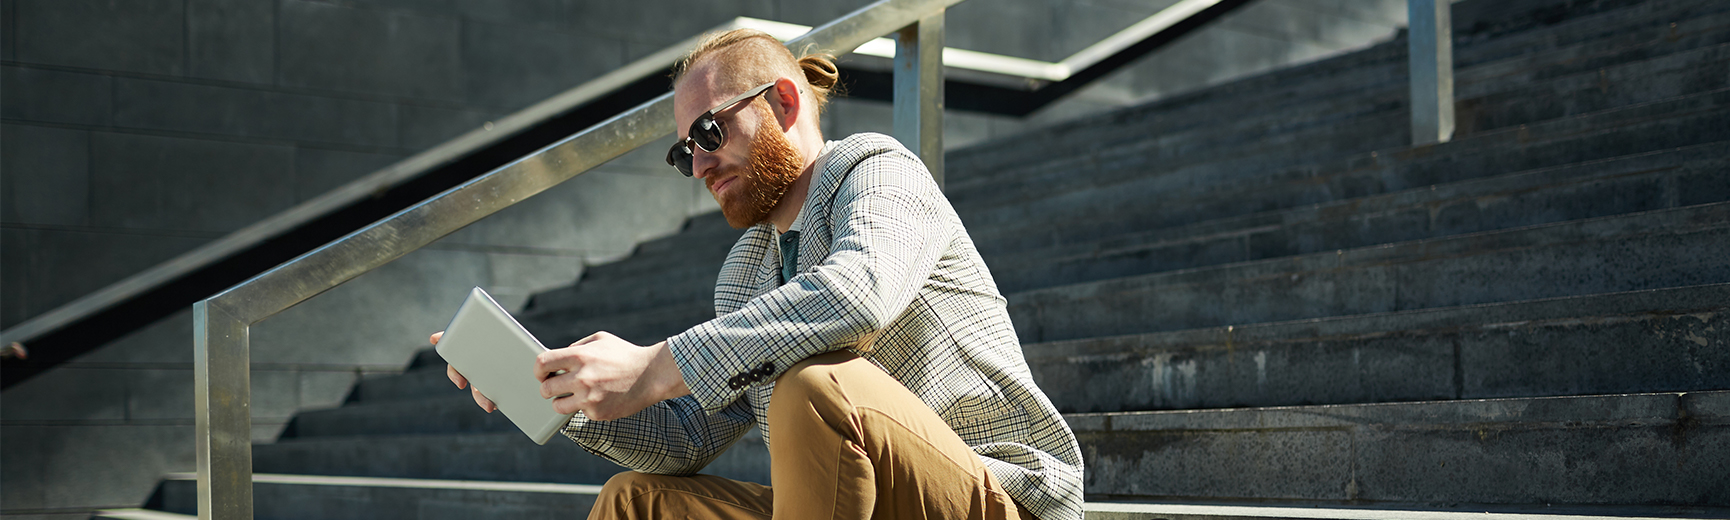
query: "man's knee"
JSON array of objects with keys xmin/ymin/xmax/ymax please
[
  {"xmin": 767, "ymin": 351, "xmax": 860, "ymax": 435},
  {"xmin": 598, "ymin": 471, "xmax": 660, "ymax": 499}
]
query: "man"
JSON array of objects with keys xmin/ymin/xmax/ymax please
[{"xmin": 438, "ymin": 29, "xmax": 1084, "ymax": 520}]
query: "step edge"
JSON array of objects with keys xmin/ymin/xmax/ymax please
[
  {"xmin": 159, "ymin": 472, "xmax": 607, "ymax": 495},
  {"xmin": 1081, "ymin": 501, "xmax": 1721, "ymax": 520}
]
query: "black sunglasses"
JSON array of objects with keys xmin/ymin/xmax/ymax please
[{"xmin": 666, "ymin": 81, "xmax": 779, "ymax": 177}]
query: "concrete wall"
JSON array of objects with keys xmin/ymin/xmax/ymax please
[{"xmin": 0, "ymin": 0, "xmax": 1406, "ymax": 517}]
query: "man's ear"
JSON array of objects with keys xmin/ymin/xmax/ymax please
[{"xmin": 768, "ymin": 77, "xmax": 802, "ymax": 130}]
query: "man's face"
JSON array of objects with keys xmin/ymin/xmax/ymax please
[{"xmin": 674, "ymin": 68, "xmax": 806, "ymax": 229}]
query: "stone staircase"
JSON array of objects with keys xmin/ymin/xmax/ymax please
[{"xmin": 103, "ymin": 0, "xmax": 1730, "ymax": 517}]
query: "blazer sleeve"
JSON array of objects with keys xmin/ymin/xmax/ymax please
[
  {"xmin": 561, "ymin": 393, "xmax": 755, "ymax": 475},
  {"xmin": 666, "ymin": 147, "xmax": 957, "ymax": 413}
]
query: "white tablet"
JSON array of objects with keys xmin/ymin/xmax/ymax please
[{"xmin": 436, "ymin": 287, "xmax": 576, "ymax": 445}]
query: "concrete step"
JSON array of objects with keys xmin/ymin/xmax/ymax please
[
  {"xmin": 255, "ymin": 431, "xmax": 770, "ymax": 486},
  {"xmin": 948, "ymin": 4, "xmax": 1730, "ymax": 191},
  {"xmin": 1080, "ymin": 502, "xmax": 1729, "ymax": 520},
  {"xmin": 1070, "ymin": 390, "xmax": 1730, "ymax": 506},
  {"xmin": 131, "ymin": 474, "xmax": 1730, "ymax": 520},
  {"xmin": 520, "ymin": 299, "xmax": 713, "ymax": 349},
  {"xmin": 1008, "ymin": 202, "xmax": 1730, "ymax": 343},
  {"xmin": 285, "ymin": 392, "xmax": 540, "ymax": 438},
  {"xmin": 1027, "ymin": 282, "xmax": 1730, "ymax": 413},
  {"xmin": 962, "ymin": 21, "xmax": 1730, "ymax": 191},
  {"xmin": 987, "ymin": 141, "xmax": 1730, "ymax": 293},
  {"xmin": 151, "ymin": 473, "xmax": 604, "ymax": 520},
  {"xmin": 92, "ymin": 509, "xmax": 196, "ymax": 520},
  {"xmin": 523, "ymin": 260, "xmax": 720, "ymax": 320},
  {"xmin": 964, "ymin": 87, "xmax": 1730, "ymax": 257},
  {"xmin": 347, "ymin": 364, "xmax": 452, "ymax": 404},
  {"xmin": 168, "ymin": 388, "xmax": 1730, "ymax": 518},
  {"xmin": 518, "ymin": 217, "xmax": 735, "ymax": 319}
]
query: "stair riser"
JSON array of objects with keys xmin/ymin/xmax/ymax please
[
  {"xmin": 965, "ymin": 91, "xmax": 1730, "ymax": 260},
  {"xmin": 987, "ymin": 148, "xmax": 1730, "ymax": 293},
  {"xmin": 288, "ymin": 396, "xmax": 519, "ymax": 438},
  {"xmin": 522, "ymin": 268, "xmax": 718, "ymax": 319},
  {"xmin": 1455, "ymin": 39, "xmax": 1730, "ymax": 134},
  {"xmin": 1071, "ymin": 391, "xmax": 1730, "ymax": 506},
  {"xmin": 350, "ymin": 368, "xmax": 456, "ymax": 404},
  {"xmin": 523, "ymin": 301, "xmax": 714, "ymax": 349},
  {"xmin": 154, "ymin": 479, "xmax": 600, "ymax": 520},
  {"xmin": 1011, "ymin": 206, "xmax": 1730, "ymax": 342},
  {"xmin": 254, "ymin": 434, "xmax": 771, "ymax": 485},
  {"xmin": 1031, "ymin": 301, "xmax": 1730, "ymax": 413},
  {"xmin": 961, "ymin": 95, "xmax": 1730, "ymax": 242},
  {"xmin": 950, "ymin": 28, "xmax": 1730, "ymax": 199}
]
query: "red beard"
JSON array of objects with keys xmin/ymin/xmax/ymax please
[{"xmin": 708, "ymin": 104, "xmax": 806, "ymax": 229}]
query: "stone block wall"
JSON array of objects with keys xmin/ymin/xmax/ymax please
[{"xmin": 0, "ymin": 0, "xmax": 1408, "ymax": 516}]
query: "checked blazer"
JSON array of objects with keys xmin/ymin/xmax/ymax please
[{"xmin": 561, "ymin": 133, "xmax": 1085, "ymax": 520}]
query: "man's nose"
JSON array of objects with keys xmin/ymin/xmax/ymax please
[{"xmin": 691, "ymin": 148, "xmax": 719, "ymax": 179}]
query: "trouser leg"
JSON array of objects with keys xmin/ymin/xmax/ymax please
[
  {"xmin": 767, "ymin": 350, "xmax": 1035, "ymax": 520},
  {"xmin": 586, "ymin": 471, "xmax": 772, "ymax": 520}
]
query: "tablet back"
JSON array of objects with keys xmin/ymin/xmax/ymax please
[{"xmin": 435, "ymin": 287, "xmax": 576, "ymax": 445}]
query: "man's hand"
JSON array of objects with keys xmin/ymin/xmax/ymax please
[
  {"xmin": 536, "ymin": 331, "xmax": 691, "ymax": 421},
  {"xmin": 431, "ymin": 331, "xmax": 497, "ymax": 413}
]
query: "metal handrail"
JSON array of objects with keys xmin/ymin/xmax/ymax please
[{"xmin": 191, "ymin": 0, "xmax": 961, "ymax": 517}]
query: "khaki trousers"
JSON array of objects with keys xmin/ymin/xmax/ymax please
[{"xmin": 588, "ymin": 351, "xmax": 1037, "ymax": 520}]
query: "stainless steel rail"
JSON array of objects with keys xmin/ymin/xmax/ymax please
[
  {"xmin": 1408, "ymin": 0, "xmax": 1456, "ymax": 145},
  {"xmin": 191, "ymin": 0, "xmax": 958, "ymax": 517}
]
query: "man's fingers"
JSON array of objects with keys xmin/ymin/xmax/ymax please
[
  {"xmin": 535, "ymin": 348, "xmax": 581, "ymax": 382},
  {"xmin": 570, "ymin": 330, "xmax": 615, "ymax": 347},
  {"xmin": 447, "ymin": 364, "xmax": 468, "ymax": 389},
  {"xmin": 551, "ymin": 394, "xmax": 583, "ymax": 416},
  {"xmin": 472, "ymin": 389, "xmax": 496, "ymax": 413},
  {"xmin": 430, "ymin": 331, "xmax": 443, "ymax": 345},
  {"xmin": 540, "ymin": 370, "xmax": 581, "ymax": 399}
]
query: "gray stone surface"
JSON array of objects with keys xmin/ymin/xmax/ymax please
[
  {"xmin": 0, "ymin": 65, "xmax": 113, "ymax": 126},
  {"xmin": 12, "ymin": 0, "xmax": 184, "ymax": 75},
  {"xmin": 249, "ymin": 247, "xmax": 493, "ymax": 367},
  {"xmin": 113, "ymin": 78, "xmax": 402, "ymax": 149},
  {"xmin": 1027, "ymin": 284, "xmax": 1730, "ymax": 412},
  {"xmin": 397, "ymin": 104, "xmax": 499, "ymax": 151},
  {"xmin": 342, "ymin": 0, "xmax": 576, "ymax": 28},
  {"xmin": 1, "ymin": 124, "xmax": 89, "ymax": 226},
  {"xmin": 1072, "ymin": 391, "xmax": 1730, "ymax": 505},
  {"xmin": 0, "ymin": 424, "xmax": 194, "ymax": 511},
  {"xmin": 277, "ymin": 0, "xmax": 464, "ymax": 102},
  {"xmin": 253, "ymin": 431, "xmax": 771, "ymax": 486},
  {"xmin": 984, "ymin": 142, "xmax": 1730, "ymax": 292},
  {"xmin": 155, "ymin": 474, "xmax": 603, "ymax": 520},
  {"xmin": 441, "ymin": 169, "xmax": 705, "ymax": 258},
  {"xmin": 293, "ymin": 147, "xmax": 408, "ymax": 202},
  {"xmin": 71, "ymin": 308, "xmax": 196, "ymax": 365},
  {"xmin": 1008, "ymin": 204, "xmax": 1730, "ymax": 342},
  {"xmin": 461, "ymin": 19, "xmax": 623, "ymax": 110},
  {"xmin": 3, "ymin": 0, "xmax": 14, "ymax": 61},
  {"xmin": 187, "ymin": 0, "xmax": 275, "ymax": 84},
  {"xmin": 89, "ymin": 132, "xmax": 297, "ymax": 234},
  {"xmin": 0, "ymin": 228, "xmax": 211, "ymax": 328},
  {"xmin": 576, "ymin": 0, "xmax": 776, "ymax": 51}
]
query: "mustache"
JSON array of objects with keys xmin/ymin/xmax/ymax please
[{"xmin": 705, "ymin": 164, "xmax": 750, "ymax": 190}]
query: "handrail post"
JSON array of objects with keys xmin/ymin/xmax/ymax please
[
  {"xmin": 1407, "ymin": 0, "xmax": 1454, "ymax": 145},
  {"xmin": 893, "ymin": 8, "xmax": 946, "ymax": 189},
  {"xmin": 194, "ymin": 301, "xmax": 252, "ymax": 520}
]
